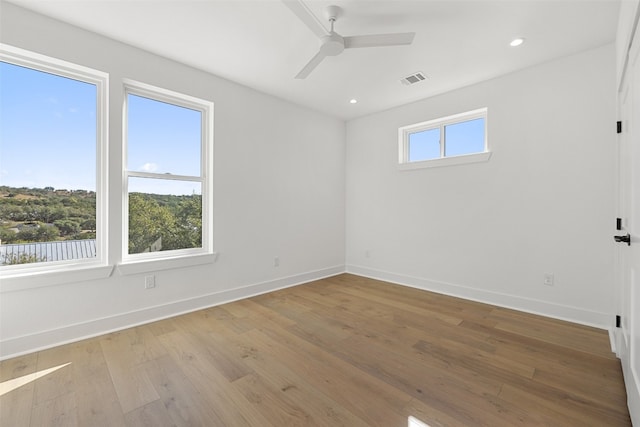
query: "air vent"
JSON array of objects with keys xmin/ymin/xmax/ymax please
[{"xmin": 400, "ymin": 71, "xmax": 427, "ymax": 86}]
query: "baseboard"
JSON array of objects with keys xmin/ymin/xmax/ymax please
[
  {"xmin": 0, "ymin": 265, "xmax": 345, "ymax": 360},
  {"xmin": 609, "ymin": 327, "xmax": 618, "ymax": 355},
  {"xmin": 346, "ymin": 264, "xmax": 611, "ymax": 330}
]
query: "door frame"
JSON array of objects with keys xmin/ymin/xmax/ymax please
[{"xmin": 614, "ymin": 2, "xmax": 640, "ymax": 424}]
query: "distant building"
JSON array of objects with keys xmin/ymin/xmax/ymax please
[{"xmin": 0, "ymin": 239, "xmax": 96, "ymax": 265}]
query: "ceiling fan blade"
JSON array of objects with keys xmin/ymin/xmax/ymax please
[
  {"xmin": 295, "ymin": 51, "xmax": 327, "ymax": 79},
  {"xmin": 344, "ymin": 32, "xmax": 415, "ymax": 49},
  {"xmin": 282, "ymin": 0, "xmax": 328, "ymax": 38}
]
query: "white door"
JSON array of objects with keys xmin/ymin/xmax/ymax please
[{"xmin": 616, "ymin": 12, "xmax": 640, "ymax": 424}]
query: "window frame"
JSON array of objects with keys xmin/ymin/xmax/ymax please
[
  {"xmin": 0, "ymin": 44, "xmax": 110, "ymax": 285},
  {"xmin": 398, "ymin": 108, "xmax": 490, "ymax": 170},
  {"xmin": 121, "ymin": 80, "xmax": 214, "ymax": 267}
]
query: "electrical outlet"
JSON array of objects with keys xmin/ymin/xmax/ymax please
[
  {"xmin": 274, "ymin": 256, "xmax": 280, "ymax": 267},
  {"xmin": 543, "ymin": 273, "xmax": 554, "ymax": 286},
  {"xmin": 145, "ymin": 275, "xmax": 156, "ymax": 289}
]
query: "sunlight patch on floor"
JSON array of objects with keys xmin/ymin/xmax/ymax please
[
  {"xmin": 0, "ymin": 362, "xmax": 71, "ymax": 396},
  {"xmin": 409, "ymin": 415, "xmax": 431, "ymax": 427}
]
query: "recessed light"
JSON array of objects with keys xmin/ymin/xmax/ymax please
[
  {"xmin": 349, "ymin": 99, "xmax": 358, "ymax": 104},
  {"xmin": 510, "ymin": 38, "xmax": 525, "ymax": 47}
]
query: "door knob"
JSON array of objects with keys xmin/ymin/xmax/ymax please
[{"xmin": 614, "ymin": 233, "xmax": 631, "ymax": 246}]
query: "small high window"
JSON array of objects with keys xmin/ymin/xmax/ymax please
[{"xmin": 399, "ymin": 108, "xmax": 490, "ymax": 169}]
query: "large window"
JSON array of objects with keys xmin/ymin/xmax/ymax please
[
  {"xmin": 0, "ymin": 46, "xmax": 107, "ymax": 270},
  {"xmin": 399, "ymin": 108, "xmax": 489, "ymax": 169},
  {"xmin": 123, "ymin": 81, "xmax": 213, "ymax": 261}
]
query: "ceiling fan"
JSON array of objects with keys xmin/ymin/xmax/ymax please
[{"xmin": 282, "ymin": 1, "xmax": 415, "ymax": 79}]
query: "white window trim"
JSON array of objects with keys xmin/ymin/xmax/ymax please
[
  {"xmin": 116, "ymin": 252, "xmax": 217, "ymax": 276},
  {"xmin": 398, "ymin": 151, "xmax": 492, "ymax": 170},
  {"xmin": 398, "ymin": 108, "xmax": 489, "ymax": 170},
  {"xmin": 120, "ymin": 80, "xmax": 214, "ymax": 269},
  {"xmin": 0, "ymin": 44, "xmax": 110, "ymax": 288}
]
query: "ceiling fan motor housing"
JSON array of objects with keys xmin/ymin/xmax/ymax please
[{"xmin": 320, "ymin": 32, "xmax": 345, "ymax": 56}]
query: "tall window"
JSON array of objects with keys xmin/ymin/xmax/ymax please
[
  {"xmin": 399, "ymin": 108, "xmax": 489, "ymax": 169},
  {"xmin": 123, "ymin": 81, "xmax": 213, "ymax": 261},
  {"xmin": 0, "ymin": 46, "xmax": 107, "ymax": 268}
]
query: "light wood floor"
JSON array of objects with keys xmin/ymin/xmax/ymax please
[{"xmin": 0, "ymin": 274, "xmax": 631, "ymax": 426}]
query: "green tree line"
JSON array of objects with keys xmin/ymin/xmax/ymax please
[
  {"xmin": 0, "ymin": 186, "xmax": 96, "ymax": 244},
  {"xmin": 128, "ymin": 192, "xmax": 201, "ymax": 254},
  {"xmin": 0, "ymin": 186, "xmax": 202, "ymax": 255}
]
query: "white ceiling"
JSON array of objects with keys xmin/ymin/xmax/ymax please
[{"xmin": 7, "ymin": 0, "xmax": 621, "ymax": 120}]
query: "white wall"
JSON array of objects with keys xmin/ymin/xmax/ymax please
[
  {"xmin": 0, "ymin": 3, "xmax": 619, "ymax": 360},
  {"xmin": 346, "ymin": 44, "xmax": 617, "ymax": 327},
  {"xmin": 616, "ymin": 0, "xmax": 640, "ymax": 87},
  {"xmin": 0, "ymin": 3, "xmax": 345, "ymax": 359}
]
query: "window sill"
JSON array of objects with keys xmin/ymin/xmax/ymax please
[
  {"xmin": 399, "ymin": 151, "xmax": 492, "ymax": 171},
  {"xmin": 0, "ymin": 263, "xmax": 114, "ymax": 293},
  {"xmin": 117, "ymin": 252, "xmax": 218, "ymax": 276}
]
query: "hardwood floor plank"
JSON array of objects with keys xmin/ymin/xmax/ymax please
[
  {"xmin": 171, "ymin": 314, "xmax": 253, "ymax": 382},
  {"xmin": 99, "ymin": 333, "xmax": 160, "ymax": 414},
  {"xmin": 32, "ymin": 346, "xmax": 78, "ymax": 405},
  {"xmin": 156, "ymin": 329, "xmax": 267, "ymax": 426},
  {"xmin": 0, "ymin": 274, "xmax": 631, "ymax": 426},
  {"xmin": 532, "ymin": 366, "xmax": 628, "ymax": 413},
  {"xmin": 232, "ymin": 373, "xmax": 314, "ymax": 426},
  {"xmin": 318, "ymin": 281, "xmax": 465, "ymax": 326},
  {"xmin": 498, "ymin": 382, "xmax": 622, "ymax": 427},
  {"xmin": 467, "ymin": 320, "xmax": 623, "ymax": 378},
  {"xmin": 29, "ymin": 391, "xmax": 78, "ymax": 427},
  {"xmin": 327, "ymin": 333, "xmax": 539, "ymax": 426},
  {"xmin": 492, "ymin": 315, "xmax": 614, "ymax": 359},
  {"xmin": 228, "ymin": 298, "xmax": 297, "ymax": 329},
  {"xmin": 74, "ymin": 376, "xmax": 125, "ymax": 427},
  {"xmin": 139, "ymin": 355, "xmax": 217, "ymax": 427},
  {"xmin": 0, "ymin": 381, "xmax": 34, "ymax": 427},
  {"xmin": 0, "ymin": 353, "xmax": 38, "ymax": 383},
  {"xmin": 146, "ymin": 317, "xmax": 177, "ymax": 337},
  {"xmin": 0, "ymin": 353, "xmax": 37, "ymax": 427},
  {"xmin": 246, "ymin": 326, "xmax": 410, "ymax": 426},
  {"xmin": 221, "ymin": 329, "xmax": 371, "ymax": 427},
  {"xmin": 402, "ymin": 397, "xmax": 469, "ymax": 427},
  {"xmin": 123, "ymin": 399, "xmax": 175, "ymax": 427}
]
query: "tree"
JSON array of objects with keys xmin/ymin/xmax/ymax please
[
  {"xmin": 16, "ymin": 226, "xmax": 38, "ymax": 242},
  {"xmin": 36, "ymin": 224, "xmax": 60, "ymax": 241},
  {"xmin": 174, "ymin": 195, "xmax": 202, "ymax": 249},
  {"xmin": 128, "ymin": 193, "xmax": 175, "ymax": 254},
  {"xmin": 127, "ymin": 193, "xmax": 203, "ymax": 253},
  {"xmin": 0, "ymin": 228, "xmax": 18, "ymax": 244},
  {"xmin": 1, "ymin": 252, "xmax": 47, "ymax": 265},
  {"xmin": 76, "ymin": 231, "xmax": 96, "ymax": 240},
  {"xmin": 54, "ymin": 219, "xmax": 81, "ymax": 237},
  {"xmin": 0, "ymin": 204, "xmax": 28, "ymax": 222},
  {"xmin": 81, "ymin": 218, "xmax": 96, "ymax": 232},
  {"xmin": 0, "ymin": 186, "xmax": 97, "ymax": 243}
]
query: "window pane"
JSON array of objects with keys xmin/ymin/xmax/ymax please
[
  {"xmin": 128, "ymin": 177, "xmax": 202, "ymax": 255},
  {"xmin": 0, "ymin": 61, "xmax": 97, "ymax": 266},
  {"xmin": 408, "ymin": 128, "xmax": 440, "ymax": 161},
  {"xmin": 444, "ymin": 118, "xmax": 485, "ymax": 157},
  {"xmin": 127, "ymin": 94, "xmax": 201, "ymax": 176}
]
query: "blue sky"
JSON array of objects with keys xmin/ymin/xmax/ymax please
[
  {"xmin": 1, "ymin": 61, "xmax": 96, "ymax": 191},
  {"xmin": 408, "ymin": 118, "xmax": 485, "ymax": 162},
  {"xmin": 127, "ymin": 94, "xmax": 202, "ymax": 196},
  {"xmin": 127, "ymin": 94, "xmax": 201, "ymax": 177},
  {"xmin": 0, "ymin": 61, "xmax": 202, "ymax": 195}
]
